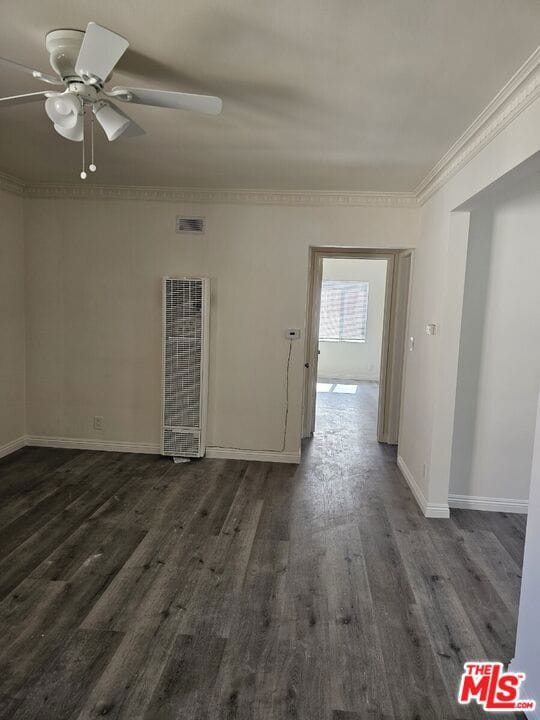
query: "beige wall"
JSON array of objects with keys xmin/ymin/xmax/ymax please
[
  {"xmin": 23, "ymin": 199, "xmax": 418, "ymax": 454},
  {"xmin": 318, "ymin": 257, "xmax": 387, "ymax": 382},
  {"xmin": 399, "ymin": 91, "xmax": 540, "ymax": 512},
  {"xmin": 450, "ymin": 178, "xmax": 540, "ymax": 503},
  {"xmin": 0, "ymin": 188, "xmax": 25, "ymax": 451}
]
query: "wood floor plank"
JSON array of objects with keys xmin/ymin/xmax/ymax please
[
  {"xmin": 372, "ymin": 600, "xmax": 458, "ymax": 719},
  {"xmin": 178, "ymin": 463, "xmax": 266, "ymax": 638},
  {"xmin": 459, "ymin": 529, "xmax": 523, "ymax": 614},
  {"xmin": 81, "ymin": 460, "xmax": 245, "ymax": 633},
  {"xmin": 88, "ymin": 455, "xmax": 211, "ymax": 530},
  {"xmin": 0, "ymin": 448, "xmax": 83, "ymax": 503},
  {"xmin": 143, "ymin": 629, "xmax": 227, "ymax": 720},
  {"xmin": 451, "ymin": 509, "xmax": 526, "ymax": 567},
  {"xmin": 285, "ymin": 529, "xmax": 331, "ymax": 720},
  {"xmin": 0, "ymin": 578, "xmax": 68, "ymax": 660},
  {"xmin": 393, "ymin": 528, "xmax": 496, "ymax": 719},
  {"xmin": 208, "ymin": 538, "xmax": 293, "ymax": 719},
  {"xmin": 0, "ymin": 453, "xmax": 163, "ymax": 600},
  {"xmin": 0, "ymin": 451, "xmax": 105, "ymax": 529},
  {"xmin": 29, "ymin": 519, "xmax": 147, "ymax": 582},
  {"xmin": 75, "ymin": 623, "xmax": 183, "ymax": 720},
  {"xmin": 0, "ymin": 383, "xmax": 527, "ymax": 720},
  {"xmin": 356, "ymin": 502, "xmax": 416, "ymax": 605},
  {"xmin": 324, "ymin": 523, "xmax": 394, "ymax": 718},
  {"xmin": 10, "ymin": 629, "xmax": 122, "ymax": 720},
  {"xmin": 427, "ymin": 518, "xmax": 518, "ymax": 663}
]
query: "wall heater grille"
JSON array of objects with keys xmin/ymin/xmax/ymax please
[{"xmin": 162, "ymin": 277, "xmax": 210, "ymax": 457}]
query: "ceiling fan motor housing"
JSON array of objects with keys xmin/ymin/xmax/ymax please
[{"xmin": 45, "ymin": 29, "xmax": 85, "ymax": 82}]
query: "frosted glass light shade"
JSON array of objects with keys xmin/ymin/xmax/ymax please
[
  {"xmin": 45, "ymin": 93, "xmax": 81, "ymax": 129},
  {"xmin": 94, "ymin": 102, "xmax": 129, "ymax": 141}
]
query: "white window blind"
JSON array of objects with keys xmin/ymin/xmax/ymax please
[{"xmin": 319, "ymin": 280, "xmax": 369, "ymax": 342}]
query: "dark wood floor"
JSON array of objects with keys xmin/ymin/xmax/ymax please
[{"xmin": 0, "ymin": 382, "xmax": 527, "ymax": 719}]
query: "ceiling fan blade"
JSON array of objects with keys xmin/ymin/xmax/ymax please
[
  {"xmin": 0, "ymin": 56, "xmax": 62, "ymax": 85},
  {"xmin": 109, "ymin": 86, "xmax": 223, "ymax": 115},
  {"xmin": 75, "ymin": 22, "xmax": 129, "ymax": 83},
  {"xmin": 0, "ymin": 91, "xmax": 50, "ymax": 107}
]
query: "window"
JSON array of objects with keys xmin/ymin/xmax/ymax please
[{"xmin": 319, "ymin": 280, "xmax": 369, "ymax": 342}]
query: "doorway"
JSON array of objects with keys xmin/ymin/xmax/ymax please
[{"xmin": 303, "ymin": 248, "xmax": 412, "ymax": 445}]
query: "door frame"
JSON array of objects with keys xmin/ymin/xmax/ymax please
[{"xmin": 302, "ymin": 246, "xmax": 413, "ymax": 442}]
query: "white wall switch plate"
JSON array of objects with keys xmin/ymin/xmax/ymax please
[
  {"xmin": 285, "ymin": 329, "xmax": 301, "ymax": 340},
  {"xmin": 93, "ymin": 415, "xmax": 104, "ymax": 431}
]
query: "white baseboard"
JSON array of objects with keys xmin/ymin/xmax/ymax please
[
  {"xmin": 26, "ymin": 435, "xmax": 160, "ymax": 454},
  {"xmin": 205, "ymin": 446, "xmax": 300, "ymax": 464},
  {"xmin": 0, "ymin": 435, "xmax": 26, "ymax": 459},
  {"xmin": 449, "ymin": 493, "xmax": 528, "ymax": 514},
  {"xmin": 24, "ymin": 436, "xmax": 300, "ymax": 464},
  {"xmin": 397, "ymin": 454, "xmax": 450, "ymax": 518}
]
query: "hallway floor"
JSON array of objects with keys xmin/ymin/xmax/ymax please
[{"xmin": 0, "ymin": 385, "xmax": 527, "ymax": 719}]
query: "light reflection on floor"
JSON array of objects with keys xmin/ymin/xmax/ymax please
[{"xmin": 316, "ymin": 382, "xmax": 358, "ymax": 394}]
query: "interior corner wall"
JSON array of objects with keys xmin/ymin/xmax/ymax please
[
  {"xmin": 318, "ymin": 257, "xmax": 387, "ymax": 382},
  {"xmin": 398, "ymin": 92, "xmax": 540, "ymax": 512},
  {"xmin": 0, "ymin": 187, "xmax": 25, "ymax": 453},
  {"xmin": 450, "ymin": 177, "xmax": 540, "ymax": 504},
  {"xmin": 23, "ymin": 199, "xmax": 419, "ymax": 455}
]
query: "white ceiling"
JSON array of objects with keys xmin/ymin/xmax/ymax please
[{"xmin": 0, "ymin": 0, "xmax": 539, "ymax": 191}]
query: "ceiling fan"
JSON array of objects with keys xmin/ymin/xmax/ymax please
[{"xmin": 0, "ymin": 22, "xmax": 223, "ymax": 178}]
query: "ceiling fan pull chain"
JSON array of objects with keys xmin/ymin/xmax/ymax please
[
  {"xmin": 89, "ymin": 111, "xmax": 96, "ymax": 173},
  {"xmin": 80, "ymin": 103, "xmax": 87, "ymax": 180}
]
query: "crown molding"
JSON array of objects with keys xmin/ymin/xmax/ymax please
[
  {"xmin": 3, "ymin": 47, "xmax": 539, "ymax": 208},
  {"xmin": 0, "ymin": 170, "xmax": 24, "ymax": 196},
  {"xmin": 415, "ymin": 46, "xmax": 540, "ymax": 204},
  {"xmin": 22, "ymin": 183, "xmax": 418, "ymax": 207}
]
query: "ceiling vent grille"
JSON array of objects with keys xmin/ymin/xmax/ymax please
[
  {"xmin": 161, "ymin": 277, "xmax": 210, "ymax": 458},
  {"xmin": 176, "ymin": 217, "xmax": 205, "ymax": 234}
]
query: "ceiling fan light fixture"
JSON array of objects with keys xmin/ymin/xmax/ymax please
[
  {"xmin": 94, "ymin": 101, "xmax": 129, "ymax": 141},
  {"xmin": 54, "ymin": 119, "xmax": 83, "ymax": 142},
  {"xmin": 1, "ymin": 21, "xmax": 223, "ymax": 177},
  {"xmin": 45, "ymin": 92, "xmax": 81, "ymax": 128}
]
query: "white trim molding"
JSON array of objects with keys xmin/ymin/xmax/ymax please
[
  {"xmin": 397, "ymin": 454, "xmax": 450, "ymax": 518},
  {"xmin": 415, "ymin": 46, "xmax": 540, "ymax": 204},
  {"xmin": 26, "ymin": 435, "xmax": 160, "ymax": 455},
  {"xmin": 21, "ymin": 436, "xmax": 300, "ymax": 464},
  {"xmin": 23, "ymin": 184, "xmax": 417, "ymax": 208},
  {"xmin": 449, "ymin": 493, "xmax": 528, "ymax": 514},
  {"xmin": 0, "ymin": 436, "xmax": 26, "ymax": 460},
  {"xmin": 205, "ymin": 446, "xmax": 300, "ymax": 464},
  {"xmin": 0, "ymin": 170, "xmax": 24, "ymax": 196}
]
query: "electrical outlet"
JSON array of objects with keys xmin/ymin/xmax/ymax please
[{"xmin": 93, "ymin": 415, "xmax": 104, "ymax": 431}]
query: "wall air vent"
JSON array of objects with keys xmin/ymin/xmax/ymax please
[
  {"xmin": 176, "ymin": 217, "xmax": 205, "ymax": 234},
  {"xmin": 161, "ymin": 277, "xmax": 210, "ymax": 458}
]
